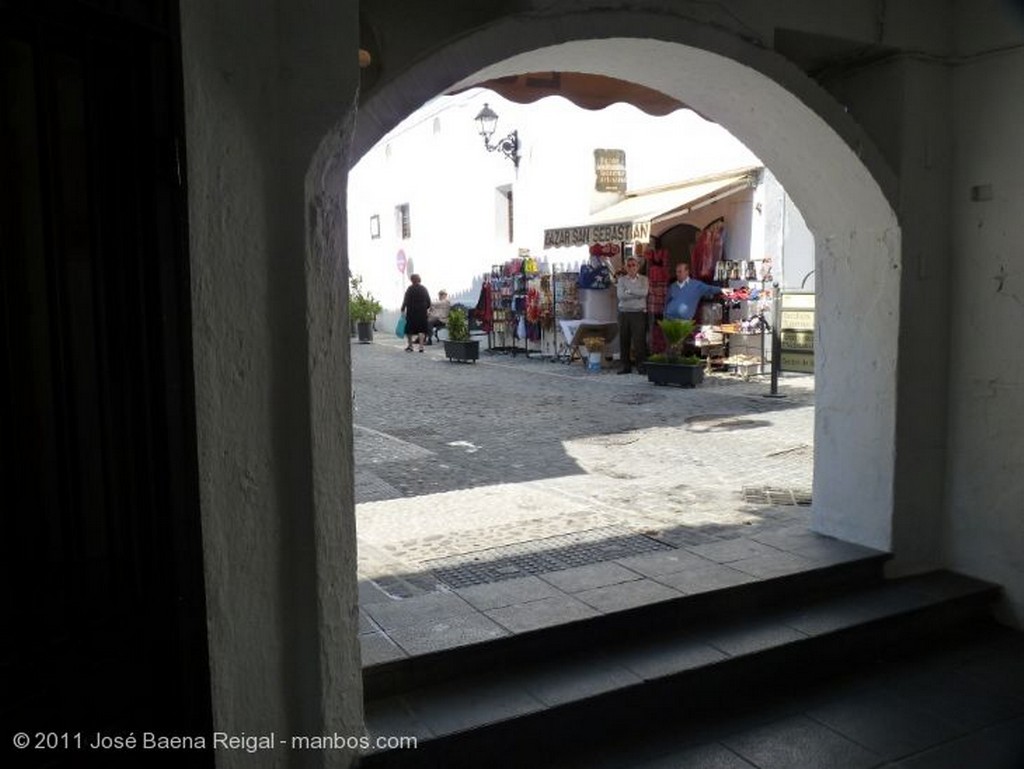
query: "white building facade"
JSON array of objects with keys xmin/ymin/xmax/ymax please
[{"xmin": 348, "ymin": 92, "xmax": 814, "ymax": 312}]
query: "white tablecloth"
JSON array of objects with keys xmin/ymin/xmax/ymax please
[{"xmin": 558, "ymin": 319, "xmax": 618, "ymax": 346}]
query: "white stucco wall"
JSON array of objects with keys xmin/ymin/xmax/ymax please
[
  {"xmin": 349, "ymin": 96, "xmax": 762, "ymax": 310},
  {"xmin": 763, "ymin": 169, "xmax": 815, "ymax": 291},
  {"xmin": 180, "ymin": 1, "xmax": 363, "ymax": 765},
  {"xmin": 945, "ymin": 42, "xmax": 1024, "ymax": 624}
]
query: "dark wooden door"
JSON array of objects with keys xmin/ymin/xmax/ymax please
[{"xmin": 1, "ymin": 2, "xmax": 211, "ymax": 765}]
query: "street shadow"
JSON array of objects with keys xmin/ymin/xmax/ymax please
[{"xmin": 353, "ymin": 344, "xmax": 813, "ymax": 503}]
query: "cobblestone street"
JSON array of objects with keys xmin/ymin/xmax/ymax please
[{"xmin": 354, "ymin": 334, "xmax": 815, "ymax": 598}]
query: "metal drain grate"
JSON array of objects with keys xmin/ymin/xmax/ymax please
[
  {"xmin": 742, "ymin": 485, "xmax": 813, "ymax": 506},
  {"xmin": 426, "ymin": 526, "xmax": 672, "ymax": 589}
]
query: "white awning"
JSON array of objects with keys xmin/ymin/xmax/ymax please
[{"xmin": 543, "ymin": 168, "xmax": 760, "ymax": 249}]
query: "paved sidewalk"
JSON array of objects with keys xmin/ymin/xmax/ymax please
[{"xmin": 353, "ymin": 333, "xmax": 822, "ymax": 663}]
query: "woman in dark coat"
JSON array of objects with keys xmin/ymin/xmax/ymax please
[{"xmin": 400, "ymin": 273, "xmax": 432, "ymax": 352}]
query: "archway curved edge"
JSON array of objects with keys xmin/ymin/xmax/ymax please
[
  {"xmin": 351, "ymin": 15, "xmax": 901, "ymax": 552},
  {"xmin": 354, "ymin": 10, "xmax": 897, "ymax": 217}
]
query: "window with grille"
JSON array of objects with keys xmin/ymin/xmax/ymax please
[
  {"xmin": 496, "ymin": 186, "xmax": 513, "ymax": 243},
  {"xmin": 396, "ymin": 203, "xmax": 411, "ymax": 240}
]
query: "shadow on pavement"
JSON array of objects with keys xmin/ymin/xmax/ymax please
[{"xmin": 353, "ymin": 342, "xmax": 813, "ymax": 502}]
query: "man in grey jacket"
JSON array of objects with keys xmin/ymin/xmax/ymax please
[{"xmin": 616, "ymin": 255, "xmax": 649, "ymax": 374}]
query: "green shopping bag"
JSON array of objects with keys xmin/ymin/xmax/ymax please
[{"xmin": 395, "ymin": 315, "xmax": 406, "ymax": 337}]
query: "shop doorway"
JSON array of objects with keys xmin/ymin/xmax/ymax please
[{"xmin": 657, "ymin": 223, "xmax": 700, "ymax": 276}]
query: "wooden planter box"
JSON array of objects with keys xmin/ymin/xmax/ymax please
[
  {"xmin": 444, "ymin": 339, "xmax": 479, "ymax": 363},
  {"xmin": 645, "ymin": 361, "xmax": 704, "ymax": 388}
]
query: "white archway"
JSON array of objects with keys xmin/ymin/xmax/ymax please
[{"xmin": 355, "ymin": 26, "xmax": 900, "ymax": 552}]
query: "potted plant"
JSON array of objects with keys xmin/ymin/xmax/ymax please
[
  {"xmin": 443, "ymin": 306, "xmax": 479, "ymax": 363},
  {"xmin": 645, "ymin": 318, "xmax": 704, "ymax": 387},
  {"xmin": 349, "ymin": 274, "xmax": 382, "ymax": 343},
  {"xmin": 582, "ymin": 335, "xmax": 606, "ymax": 372}
]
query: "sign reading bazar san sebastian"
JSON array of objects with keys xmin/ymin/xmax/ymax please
[{"xmin": 543, "ymin": 220, "xmax": 651, "ymax": 249}]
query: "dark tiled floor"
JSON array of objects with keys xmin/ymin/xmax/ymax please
[
  {"xmin": 359, "ymin": 528, "xmax": 880, "ymax": 665},
  {"xmin": 362, "ymin": 571, "xmax": 1023, "ymax": 769},
  {"xmin": 890, "ymin": 717, "xmax": 1024, "ymax": 768},
  {"xmin": 554, "ymin": 625, "xmax": 1024, "ymax": 769},
  {"xmin": 484, "ymin": 592, "xmax": 600, "ymax": 633},
  {"xmin": 723, "ymin": 715, "xmax": 882, "ymax": 769}
]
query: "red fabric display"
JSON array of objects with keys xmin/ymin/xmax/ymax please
[
  {"xmin": 589, "ymin": 242, "xmax": 620, "ymax": 257},
  {"xmin": 691, "ymin": 218, "xmax": 724, "ymax": 283},
  {"xmin": 481, "ymin": 281, "xmax": 493, "ymax": 333},
  {"xmin": 525, "ymin": 285, "xmax": 541, "ymax": 323},
  {"xmin": 645, "ymin": 248, "xmax": 670, "ymax": 284}
]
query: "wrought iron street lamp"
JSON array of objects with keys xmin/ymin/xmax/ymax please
[{"xmin": 474, "ymin": 102, "xmax": 520, "ymax": 169}]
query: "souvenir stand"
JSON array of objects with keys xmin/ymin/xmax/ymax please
[
  {"xmin": 690, "ymin": 248, "xmax": 774, "ymax": 376},
  {"xmin": 541, "ymin": 167, "xmax": 777, "ymax": 375},
  {"xmin": 722, "ymin": 258, "xmax": 775, "ymax": 376},
  {"xmin": 479, "ymin": 254, "xmax": 555, "ymax": 356},
  {"xmin": 523, "ymin": 268, "xmax": 557, "ymax": 358},
  {"xmin": 543, "ymin": 221, "xmax": 651, "ymax": 367},
  {"xmin": 543, "ymin": 267, "xmax": 597, "ymax": 363},
  {"xmin": 482, "ymin": 260, "xmax": 527, "ymax": 355}
]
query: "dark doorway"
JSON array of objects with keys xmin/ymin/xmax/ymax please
[
  {"xmin": 656, "ymin": 222, "xmax": 699, "ymax": 271},
  {"xmin": 1, "ymin": 2, "xmax": 211, "ymax": 765}
]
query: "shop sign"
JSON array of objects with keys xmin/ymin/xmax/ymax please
[
  {"xmin": 779, "ymin": 309, "xmax": 814, "ymax": 331},
  {"xmin": 594, "ymin": 148, "xmax": 627, "ymax": 193},
  {"xmin": 779, "ymin": 291, "xmax": 815, "ymax": 372},
  {"xmin": 543, "ymin": 220, "xmax": 651, "ymax": 249},
  {"xmin": 780, "ymin": 350, "xmax": 815, "ymax": 373}
]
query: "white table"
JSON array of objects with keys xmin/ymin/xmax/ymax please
[{"xmin": 558, "ymin": 319, "xmax": 619, "ymax": 364}]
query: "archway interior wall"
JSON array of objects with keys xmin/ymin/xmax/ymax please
[
  {"xmin": 180, "ymin": 0, "xmax": 363, "ymax": 763},
  {"xmin": 945, "ymin": 44, "xmax": 1024, "ymax": 625},
  {"xmin": 446, "ymin": 38, "xmax": 900, "ymax": 550}
]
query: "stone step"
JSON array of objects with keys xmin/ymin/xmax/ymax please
[
  {"xmin": 360, "ymin": 570, "xmax": 1000, "ymax": 769},
  {"xmin": 363, "ymin": 547, "xmax": 889, "ymax": 699}
]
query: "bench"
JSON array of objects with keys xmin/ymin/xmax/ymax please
[{"xmin": 429, "ymin": 302, "xmax": 487, "ymax": 344}]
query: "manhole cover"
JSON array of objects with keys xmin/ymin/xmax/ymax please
[
  {"xmin": 426, "ymin": 526, "xmax": 672, "ymax": 589},
  {"xmin": 742, "ymin": 485, "xmax": 813, "ymax": 506}
]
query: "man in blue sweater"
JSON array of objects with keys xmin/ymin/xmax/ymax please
[{"xmin": 664, "ymin": 262, "xmax": 730, "ymax": 320}]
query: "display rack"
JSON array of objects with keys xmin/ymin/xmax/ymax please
[
  {"xmin": 691, "ymin": 262, "xmax": 773, "ymax": 376},
  {"xmin": 485, "ymin": 266, "xmax": 528, "ymax": 356},
  {"xmin": 521, "ymin": 273, "xmax": 556, "ymax": 358},
  {"xmin": 551, "ymin": 270, "xmax": 581, "ymax": 362}
]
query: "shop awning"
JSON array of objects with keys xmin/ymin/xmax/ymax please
[
  {"xmin": 543, "ymin": 168, "xmax": 760, "ymax": 249},
  {"xmin": 448, "ymin": 73, "xmax": 689, "ymax": 117}
]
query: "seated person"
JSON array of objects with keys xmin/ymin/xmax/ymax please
[
  {"xmin": 665, "ymin": 262, "xmax": 731, "ymax": 321},
  {"xmin": 426, "ymin": 289, "xmax": 451, "ymax": 344}
]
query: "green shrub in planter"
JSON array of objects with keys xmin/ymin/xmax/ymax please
[
  {"xmin": 443, "ymin": 306, "xmax": 479, "ymax": 362},
  {"xmin": 349, "ymin": 274, "xmax": 382, "ymax": 324},
  {"xmin": 657, "ymin": 318, "xmax": 697, "ymax": 362},
  {"xmin": 445, "ymin": 306, "xmax": 470, "ymax": 341},
  {"xmin": 647, "ymin": 317, "xmax": 703, "ymax": 387}
]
